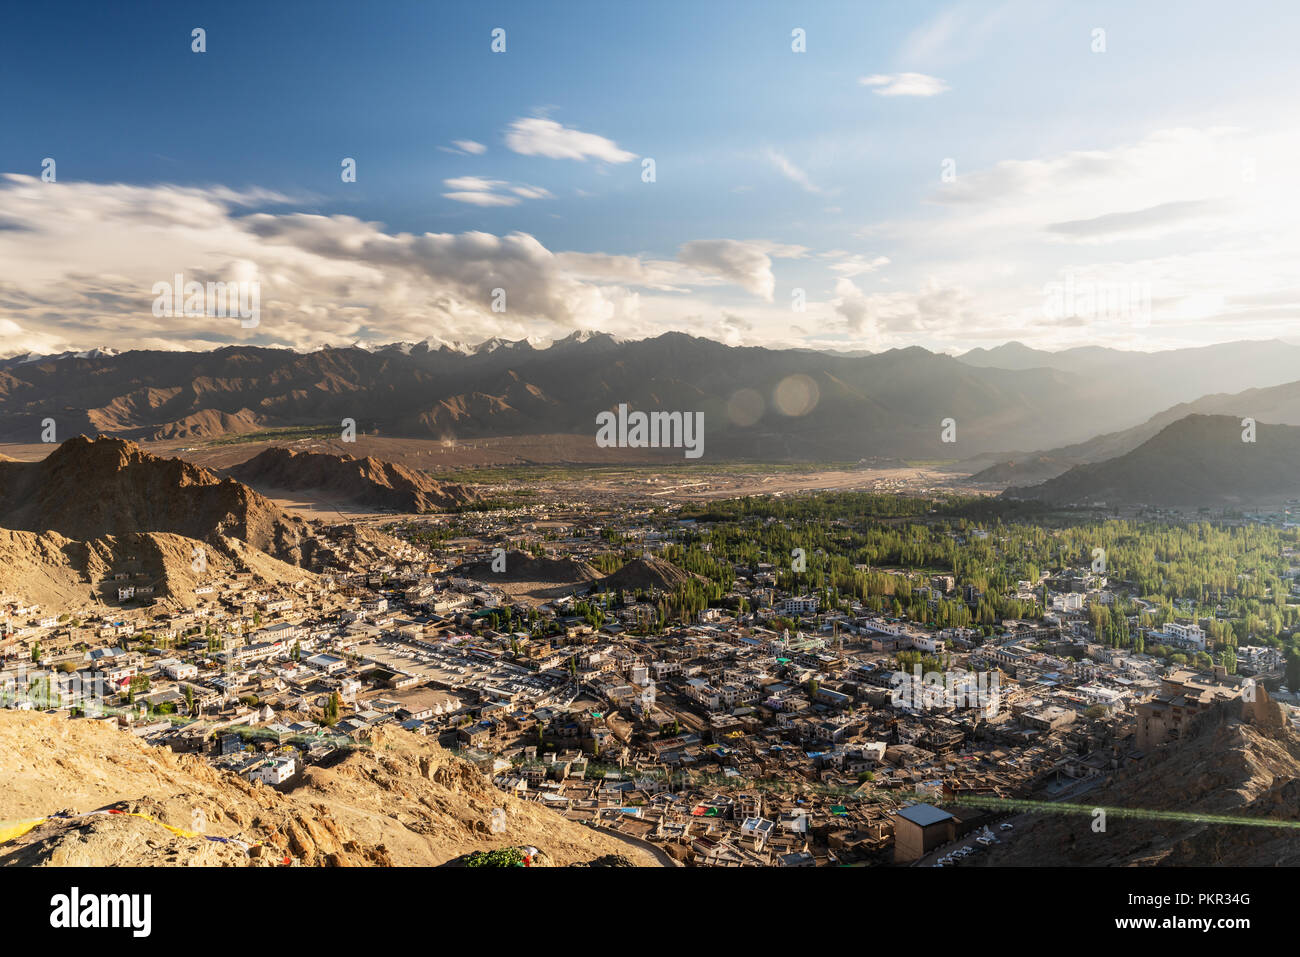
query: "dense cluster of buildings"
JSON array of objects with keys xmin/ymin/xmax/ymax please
[{"xmin": 1, "ymin": 504, "xmax": 1295, "ymax": 866}]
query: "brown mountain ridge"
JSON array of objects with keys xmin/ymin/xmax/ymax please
[
  {"xmin": 0, "ymin": 435, "xmax": 318, "ymax": 566},
  {"xmin": 1004, "ymin": 414, "xmax": 1300, "ymax": 507},
  {"xmin": 228, "ymin": 447, "xmax": 479, "ymax": 512},
  {"xmin": 8, "ymin": 335, "xmax": 1300, "ymax": 460}
]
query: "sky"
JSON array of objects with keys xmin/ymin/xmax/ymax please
[{"xmin": 2, "ymin": 0, "xmax": 1299, "ymax": 357}]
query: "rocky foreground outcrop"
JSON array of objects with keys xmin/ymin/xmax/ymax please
[{"xmin": 0, "ymin": 712, "xmax": 660, "ymax": 867}]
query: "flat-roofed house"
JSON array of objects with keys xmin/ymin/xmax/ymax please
[{"xmin": 894, "ymin": 803, "xmax": 955, "ymax": 862}]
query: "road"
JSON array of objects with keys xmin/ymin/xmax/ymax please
[{"xmin": 589, "ymin": 824, "xmax": 680, "ymax": 867}]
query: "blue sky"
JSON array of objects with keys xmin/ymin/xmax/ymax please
[{"xmin": 2, "ymin": 0, "xmax": 1299, "ymax": 355}]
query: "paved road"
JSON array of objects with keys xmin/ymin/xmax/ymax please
[
  {"xmin": 591, "ymin": 825, "xmax": 680, "ymax": 867},
  {"xmin": 914, "ymin": 822, "xmax": 1015, "ymax": 868}
]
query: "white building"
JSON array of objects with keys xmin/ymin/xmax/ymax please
[
  {"xmin": 910, "ymin": 634, "xmax": 946, "ymax": 654},
  {"xmin": 777, "ymin": 596, "xmax": 819, "ymax": 616},
  {"xmin": 1164, "ymin": 622, "xmax": 1206, "ymax": 650},
  {"xmin": 159, "ymin": 659, "xmax": 198, "ymax": 681},
  {"xmin": 304, "ymin": 653, "xmax": 346, "ymax": 674},
  {"xmin": 1052, "ymin": 592, "xmax": 1084, "ymax": 613},
  {"xmin": 248, "ymin": 755, "xmax": 296, "ymax": 786},
  {"xmin": 652, "ymin": 660, "xmax": 682, "ymax": 679}
]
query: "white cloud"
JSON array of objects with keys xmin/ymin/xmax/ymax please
[
  {"xmin": 443, "ymin": 191, "xmax": 520, "ymax": 207},
  {"xmin": 833, "ymin": 277, "xmax": 873, "ymax": 335},
  {"xmin": 510, "ymin": 185, "xmax": 554, "ymax": 200},
  {"xmin": 439, "ymin": 139, "xmax": 487, "ymax": 156},
  {"xmin": 822, "ymin": 252, "xmax": 891, "ymax": 278},
  {"xmin": 0, "ymin": 174, "xmax": 800, "ymax": 355},
  {"xmin": 677, "ymin": 239, "xmax": 806, "ymax": 301},
  {"xmin": 850, "ymin": 126, "xmax": 1300, "ymax": 350},
  {"xmin": 834, "ymin": 276, "xmax": 976, "ymax": 339},
  {"xmin": 504, "ymin": 117, "xmax": 636, "ymax": 163},
  {"xmin": 1044, "ymin": 200, "xmax": 1222, "ymax": 244},
  {"xmin": 442, "ymin": 176, "xmax": 552, "ymax": 207},
  {"xmin": 858, "ymin": 73, "xmax": 949, "ymax": 97},
  {"xmin": 764, "ymin": 149, "xmax": 828, "ymax": 195},
  {"xmin": 443, "ymin": 176, "xmax": 506, "ymax": 192}
]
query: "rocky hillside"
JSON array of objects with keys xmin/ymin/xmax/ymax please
[
  {"xmin": 1004, "ymin": 414, "xmax": 1300, "ymax": 507},
  {"xmin": 0, "ymin": 711, "xmax": 660, "ymax": 867},
  {"xmin": 0, "ymin": 527, "xmax": 313, "ymax": 612},
  {"xmin": 229, "ymin": 447, "xmax": 478, "ymax": 512},
  {"xmin": 11, "ymin": 334, "xmax": 1300, "ymax": 460},
  {"xmin": 601, "ymin": 556, "xmax": 698, "ymax": 593},
  {"xmin": 453, "ymin": 549, "xmax": 601, "ymax": 585},
  {"xmin": 980, "ymin": 700, "xmax": 1300, "ymax": 866},
  {"xmin": 0, "ymin": 436, "xmax": 344, "ymax": 607},
  {"xmin": 150, "ymin": 407, "xmax": 264, "ymax": 440},
  {"xmin": 0, "ymin": 436, "xmax": 323, "ymax": 567}
]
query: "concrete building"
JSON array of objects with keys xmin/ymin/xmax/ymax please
[{"xmin": 894, "ymin": 803, "xmax": 955, "ymax": 863}]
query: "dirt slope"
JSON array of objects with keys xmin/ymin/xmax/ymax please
[
  {"xmin": 149, "ymin": 408, "xmax": 264, "ymax": 440},
  {"xmin": 454, "ymin": 549, "xmax": 601, "ymax": 585},
  {"xmin": 981, "ymin": 703, "xmax": 1300, "ymax": 866},
  {"xmin": 0, "ymin": 528, "xmax": 312, "ymax": 611},
  {"xmin": 0, "ymin": 712, "xmax": 659, "ymax": 867},
  {"xmin": 601, "ymin": 557, "xmax": 698, "ymax": 592}
]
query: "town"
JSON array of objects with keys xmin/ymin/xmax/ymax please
[{"xmin": 4, "ymin": 490, "xmax": 1297, "ymax": 867}]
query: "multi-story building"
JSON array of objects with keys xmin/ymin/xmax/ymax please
[
  {"xmin": 1164, "ymin": 622, "xmax": 1207, "ymax": 649},
  {"xmin": 777, "ymin": 596, "xmax": 819, "ymax": 616},
  {"xmin": 1135, "ymin": 669, "xmax": 1241, "ymax": 750}
]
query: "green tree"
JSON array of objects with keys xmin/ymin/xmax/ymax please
[
  {"xmin": 1286, "ymin": 650, "xmax": 1300, "ymax": 693},
  {"xmin": 322, "ymin": 691, "xmax": 341, "ymax": 726}
]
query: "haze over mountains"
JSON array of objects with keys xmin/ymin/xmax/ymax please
[
  {"xmin": 971, "ymin": 377, "xmax": 1300, "ymax": 485},
  {"xmin": 1005, "ymin": 415, "xmax": 1300, "ymax": 507},
  {"xmin": 4, "ymin": 333, "xmax": 1300, "ymax": 464}
]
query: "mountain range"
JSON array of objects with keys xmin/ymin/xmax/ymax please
[
  {"xmin": 970, "ymin": 378, "xmax": 1300, "ymax": 485},
  {"xmin": 1004, "ymin": 415, "xmax": 1300, "ymax": 507},
  {"xmin": 4, "ymin": 333, "xmax": 1300, "ymax": 462}
]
